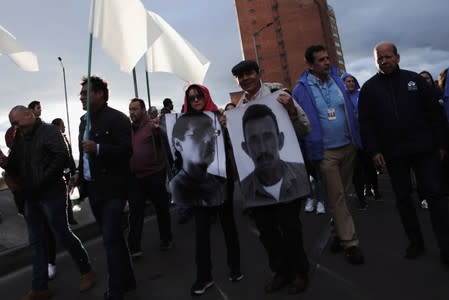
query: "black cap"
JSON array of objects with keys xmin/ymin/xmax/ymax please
[{"xmin": 231, "ymin": 60, "xmax": 259, "ymax": 77}]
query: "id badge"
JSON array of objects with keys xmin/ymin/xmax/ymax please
[{"xmin": 327, "ymin": 108, "xmax": 336, "ymax": 120}]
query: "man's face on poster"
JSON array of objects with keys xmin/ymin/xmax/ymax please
[
  {"xmin": 174, "ymin": 120, "xmax": 217, "ymax": 167},
  {"xmin": 242, "ymin": 115, "xmax": 284, "ymax": 177}
]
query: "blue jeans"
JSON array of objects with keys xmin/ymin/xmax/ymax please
[
  {"xmin": 24, "ymin": 187, "xmax": 91, "ymax": 290},
  {"xmin": 86, "ymin": 183, "xmax": 136, "ymax": 295}
]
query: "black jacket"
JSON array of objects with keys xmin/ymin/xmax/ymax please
[
  {"xmin": 359, "ymin": 68, "xmax": 447, "ymax": 160},
  {"xmin": 6, "ymin": 118, "xmax": 67, "ymax": 195},
  {"xmin": 78, "ymin": 105, "xmax": 132, "ymax": 199}
]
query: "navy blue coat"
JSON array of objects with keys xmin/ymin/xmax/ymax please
[{"xmin": 358, "ymin": 67, "xmax": 447, "ymax": 160}]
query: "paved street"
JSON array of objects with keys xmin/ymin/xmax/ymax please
[{"xmin": 0, "ymin": 175, "xmax": 448, "ymax": 299}]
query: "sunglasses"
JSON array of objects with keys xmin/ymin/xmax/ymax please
[{"xmin": 187, "ymin": 94, "xmax": 204, "ymax": 102}]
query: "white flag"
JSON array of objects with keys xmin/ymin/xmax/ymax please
[
  {"xmin": 0, "ymin": 25, "xmax": 39, "ymax": 72},
  {"xmin": 90, "ymin": 0, "xmax": 161, "ymax": 73},
  {"xmin": 145, "ymin": 11, "xmax": 210, "ymax": 84}
]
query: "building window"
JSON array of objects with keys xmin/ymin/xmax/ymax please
[{"xmin": 249, "ymin": 8, "xmax": 255, "ymax": 13}]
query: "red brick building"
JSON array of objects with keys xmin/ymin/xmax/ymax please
[{"xmin": 234, "ymin": 0, "xmax": 345, "ymax": 89}]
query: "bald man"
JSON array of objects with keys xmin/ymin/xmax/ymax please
[
  {"xmin": 0, "ymin": 106, "xmax": 95, "ymax": 300},
  {"xmin": 358, "ymin": 41, "xmax": 449, "ymax": 265}
]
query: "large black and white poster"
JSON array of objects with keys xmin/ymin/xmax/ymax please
[
  {"xmin": 225, "ymin": 91, "xmax": 310, "ymax": 208},
  {"xmin": 162, "ymin": 112, "xmax": 226, "ymax": 207}
]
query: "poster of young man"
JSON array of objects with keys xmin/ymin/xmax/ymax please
[
  {"xmin": 225, "ymin": 91, "xmax": 310, "ymax": 208},
  {"xmin": 161, "ymin": 112, "xmax": 227, "ymax": 206}
]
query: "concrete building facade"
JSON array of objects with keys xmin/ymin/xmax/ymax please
[{"xmin": 234, "ymin": 0, "xmax": 345, "ymax": 89}]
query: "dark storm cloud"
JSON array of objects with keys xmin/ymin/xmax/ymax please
[{"xmin": 329, "ymin": 0, "xmax": 449, "ymax": 83}]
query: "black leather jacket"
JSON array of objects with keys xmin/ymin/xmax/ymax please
[{"xmin": 6, "ymin": 118, "xmax": 68, "ymax": 194}]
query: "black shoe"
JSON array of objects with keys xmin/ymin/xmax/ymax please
[
  {"xmin": 104, "ymin": 291, "xmax": 124, "ymax": 300},
  {"xmin": 359, "ymin": 201, "xmax": 368, "ymax": 211},
  {"xmin": 373, "ymin": 190, "xmax": 382, "ymax": 200},
  {"xmin": 405, "ymin": 243, "xmax": 426, "ymax": 259},
  {"xmin": 160, "ymin": 240, "xmax": 173, "ymax": 251},
  {"xmin": 344, "ymin": 246, "xmax": 365, "ymax": 265},
  {"xmin": 329, "ymin": 237, "xmax": 343, "ymax": 253},
  {"xmin": 264, "ymin": 273, "xmax": 289, "ymax": 293},
  {"xmin": 129, "ymin": 250, "xmax": 143, "ymax": 260},
  {"xmin": 190, "ymin": 279, "xmax": 214, "ymax": 296},
  {"xmin": 228, "ymin": 270, "xmax": 244, "ymax": 282},
  {"xmin": 177, "ymin": 214, "xmax": 192, "ymax": 224},
  {"xmin": 287, "ymin": 274, "xmax": 308, "ymax": 294},
  {"xmin": 68, "ymin": 218, "xmax": 78, "ymax": 225}
]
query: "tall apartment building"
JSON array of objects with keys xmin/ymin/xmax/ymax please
[{"xmin": 234, "ymin": 0, "xmax": 345, "ymax": 89}]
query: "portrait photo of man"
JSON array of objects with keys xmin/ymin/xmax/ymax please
[
  {"xmin": 164, "ymin": 112, "xmax": 226, "ymax": 206},
  {"xmin": 226, "ymin": 93, "xmax": 310, "ymax": 208}
]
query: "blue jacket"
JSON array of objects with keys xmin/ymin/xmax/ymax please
[{"xmin": 292, "ymin": 68, "xmax": 362, "ymax": 161}]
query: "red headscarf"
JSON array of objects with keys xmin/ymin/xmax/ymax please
[{"xmin": 183, "ymin": 84, "xmax": 218, "ymax": 113}]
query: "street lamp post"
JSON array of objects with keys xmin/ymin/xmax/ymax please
[
  {"xmin": 57, "ymin": 57, "xmax": 72, "ymax": 145},
  {"xmin": 252, "ymin": 22, "xmax": 274, "ymax": 66}
]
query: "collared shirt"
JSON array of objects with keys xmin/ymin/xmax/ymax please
[
  {"xmin": 308, "ymin": 74, "xmax": 351, "ymax": 149},
  {"xmin": 240, "ymin": 161, "xmax": 310, "ymax": 208},
  {"xmin": 81, "ymin": 114, "xmax": 95, "ymax": 181}
]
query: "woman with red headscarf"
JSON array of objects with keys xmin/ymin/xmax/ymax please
[{"xmin": 178, "ymin": 84, "xmax": 243, "ymax": 295}]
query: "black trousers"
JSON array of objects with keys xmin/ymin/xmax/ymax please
[
  {"xmin": 193, "ymin": 181, "xmax": 241, "ymax": 282},
  {"xmin": 386, "ymin": 151, "xmax": 449, "ymax": 253},
  {"xmin": 86, "ymin": 183, "xmax": 136, "ymax": 295},
  {"xmin": 251, "ymin": 199, "xmax": 309, "ymax": 280},
  {"xmin": 128, "ymin": 170, "xmax": 172, "ymax": 252}
]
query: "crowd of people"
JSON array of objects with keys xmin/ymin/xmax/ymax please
[{"xmin": 0, "ymin": 40, "xmax": 448, "ymax": 300}]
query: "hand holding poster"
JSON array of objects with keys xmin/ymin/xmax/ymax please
[
  {"xmin": 225, "ymin": 91, "xmax": 310, "ymax": 208},
  {"xmin": 161, "ymin": 112, "xmax": 227, "ymax": 207}
]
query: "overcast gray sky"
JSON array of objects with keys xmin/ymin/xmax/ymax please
[{"xmin": 1, "ymin": 0, "xmax": 448, "ymax": 155}]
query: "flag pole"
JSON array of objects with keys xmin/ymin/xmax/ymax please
[
  {"xmin": 144, "ymin": 57, "xmax": 157, "ymax": 159},
  {"xmin": 145, "ymin": 70, "xmax": 152, "ymax": 109},
  {"xmin": 85, "ymin": 0, "xmax": 96, "ymax": 136},
  {"xmin": 132, "ymin": 67, "xmax": 139, "ymax": 98}
]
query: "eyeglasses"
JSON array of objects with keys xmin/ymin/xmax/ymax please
[{"xmin": 187, "ymin": 94, "xmax": 204, "ymax": 102}]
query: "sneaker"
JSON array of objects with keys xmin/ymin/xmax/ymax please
[
  {"xmin": 47, "ymin": 264, "xmax": 56, "ymax": 280},
  {"xmin": 364, "ymin": 188, "xmax": 374, "ymax": 199},
  {"xmin": 316, "ymin": 202, "xmax": 325, "ymax": 214},
  {"xmin": 160, "ymin": 240, "xmax": 173, "ymax": 251},
  {"xmin": 344, "ymin": 246, "xmax": 365, "ymax": 265},
  {"xmin": 190, "ymin": 280, "xmax": 214, "ymax": 296},
  {"xmin": 420, "ymin": 199, "xmax": 429, "ymax": 209},
  {"xmin": 404, "ymin": 243, "xmax": 426, "ymax": 259},
  {"xmin": 287, "ymin": 274, "xmax": 308, "ymax": 294},
  {"xmin": 21, "ymin": 289, "xmax": 53, "ymax": 300},
  {"xmin": 80, "ymin": 270, "xmax": 96, "ymax": 292},
  {"xmin": 130, "ymin": 251, "xmax": 143, "ymax": 259},
  {"xmin": 264, "ymin": 273, "xmax": 289, "ymax": 293},
  {"xmin": 228, "ymin": 271, "xmax": 244, "ymax": 282},
  {"xmin": 304, "ymin": 198, "xmax": 315, "ymax": 213}
]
